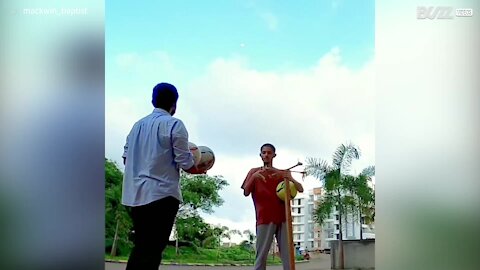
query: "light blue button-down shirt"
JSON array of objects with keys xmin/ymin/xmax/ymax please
[{"xmin": 121, "ymin": 108, "xmax": 194, "ymax": 206}]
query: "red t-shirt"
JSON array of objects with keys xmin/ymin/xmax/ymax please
[{"xmin": 242, "ymin": 167, "xmax": 286, "ymax": 226}]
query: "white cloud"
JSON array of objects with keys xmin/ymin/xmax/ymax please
[
  {"xmin": 182, "ymin": 47, "xmax": 374, "ymax": 160},
  {"xmin": 111, "ymin": 50, "xmax": 180, "ymax": 88},
  {"xmin": 201, "ymin": 215, "xmax": 256, "ymax": 244},
  {"xmin": 106, "ymin": 47, "xmax": 375, "ymax": 235}
]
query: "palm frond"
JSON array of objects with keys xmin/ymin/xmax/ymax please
[
  {"xmin": 323, "ymin": 169, "xmax": 341, "ymax": 192},
  {"xmin": 230, "ymin": 229, "xmax": 242, "ymax": 236},
  {"xmin": 314, "ymin": 196, "xmax": 334, "ymax": 225},
  {"xmin": 305, "ymin": 157, "xmax": 331, "ymax": 181},
  {"xmin": 332, "ymin": 143, "xmax": 361, "ymax": 174},
  {"xmin": 360, "ymin": 165, "xmax": 375, "ymax": 178}
]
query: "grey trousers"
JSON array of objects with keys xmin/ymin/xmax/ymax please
[{"xmin": 254, "ymin": 222, "xmax": 291, "ymax": 270}]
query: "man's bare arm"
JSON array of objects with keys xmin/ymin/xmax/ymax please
[{"xmin": 242, "ymin": 168, "xmax": 264, "ymax": 196}]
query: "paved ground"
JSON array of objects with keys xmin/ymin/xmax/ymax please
[{"xmin": 105, "ymin": 254, "xmax": 331, "ymax": 270}]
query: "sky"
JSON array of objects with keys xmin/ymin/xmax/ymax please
[{"xmin": 106, "ymin": 0, "xmax": 374, "ymax": 243}]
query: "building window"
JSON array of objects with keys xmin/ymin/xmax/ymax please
[
  {"xmin": 335, "ymin": 215, "xmax": 339, "ymax": 220},
  {"xmin": 336, "ymin": 234, "xmax": 340, "ymax": 239},
  {"xmin": 335, "ymin": 224, "xmax": 339, "ymax": 230},
  {"xmin": 298, "ymin": 208, "xmax": 301, "ymax": 214}
]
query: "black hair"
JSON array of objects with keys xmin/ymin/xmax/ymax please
[
  {"xmin": 152, "ymin": 82, "xmax": 179, "ymax": 110},
  {"xmin": 260, "ymin": 143, "xmax": 276, "ymax": 153}
]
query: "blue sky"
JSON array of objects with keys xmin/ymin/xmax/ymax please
[
  {"xmin": 106, "ymin": 0, "xmax": 375, "ymax": 240},
  {"xmin": 107, "ymin": 1, "xmax": 374, "ymax": 95}
]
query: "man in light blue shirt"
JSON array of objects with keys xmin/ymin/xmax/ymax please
[{"xmin": 121, "ymin": 82, "xmax": 203, "ymax": 270}]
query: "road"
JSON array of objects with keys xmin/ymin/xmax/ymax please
[{"xmin": 105, "ymin": 254, "xmax": 331, "ymax": 270}]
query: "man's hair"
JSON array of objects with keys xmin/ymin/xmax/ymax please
[
  {"xmin": 152, "ymin": 82, "xmax": 179, "ymax": 110},
  {"xmin": 260, "ymin": 143, "xmax": 276, "ymax": 153}
]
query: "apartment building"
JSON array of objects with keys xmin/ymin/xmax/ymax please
[
  {"xmin": 280, "ymin": 187, "xmax": 374, "ymax": 252},
  {"xmin": 314, "ymin": 188, "xmax": 375, "ymax": 250},
  {"xmin": 268, "ymin": 188, "xmax": 323, "ymax": 252},
  {"xmin": 286, "ymin": 187, "xmax": 323, "ymax": 251}
]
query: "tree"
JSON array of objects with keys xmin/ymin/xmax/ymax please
[
  {"xmin": 179, "ymin": 172, "xmax": 229, "ymax": 217},
  {"xmin": 305, "ymin": 143, "xmax": 374, "ymax": 269},
  {"xmin": 174, "ymin": 172, "xmax": 229, "ymax": 252},
  {"xmin": 229, "ymin": 229, "xmax": 242, "ymax": 239},
  {"xmin": 175, "ymin": 213, "xmax": 211, "ymax": 247},
  {"xmin": 105, "ymin": 159, "xmax": 132, "ymax": 257},
  {"xmin": 199, "ymin": 225, "xmax": 233, "ymax": 261},
  {"xmin": 104, "ymin": 159, "xmax": 230, "ymax": 256},
  {"xmin": 344, "ymin": 166, "xmax": 375, "ymax": 240}
]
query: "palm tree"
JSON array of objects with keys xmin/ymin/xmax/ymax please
[
  {"xmin": 354, "ymin": 166, "xmax": 375, "ymax": 240},
  {"xmin": 305, "ymin": 143, "xmax": 362, "ymax": 269},
  {"xmin": 340, "ymin": 167, "xmax": 375, "ymax": 240},
  {"xmin": 242, "ymin": 229, "xmax": 256, "ymax": 262},
  {"xmin": 228, "ymin": 229, "xmax": 243, "ymax": 245}
]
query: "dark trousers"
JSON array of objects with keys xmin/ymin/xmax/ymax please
[{"xmin": 126, "ymin": 196, "xmax": 179, "ymax": 270}]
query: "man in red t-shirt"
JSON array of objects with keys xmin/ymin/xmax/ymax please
[{"xmin": 241, "ymin": 143, "xmax": 304, "ymax": 270}]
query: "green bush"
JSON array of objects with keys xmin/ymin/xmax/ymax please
[{"xmin": 107, "ymin": 245, "xmax": 288, "ymax": 265}]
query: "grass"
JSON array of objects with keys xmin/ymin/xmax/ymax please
[{"xmin": 106, "ymin": 246, "xmax": 302, "ymax": 265}]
